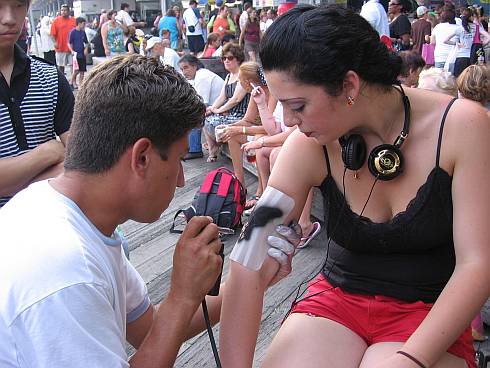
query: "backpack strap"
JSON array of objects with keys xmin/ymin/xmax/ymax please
[
  {"xmin": 206, "ymin": 171, "xmax": 233, "ymax": 225},
  {"xmin": 169, "ymin": 210, "xmax": 186, "ymax": 234}
]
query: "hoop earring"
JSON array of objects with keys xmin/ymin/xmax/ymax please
[{"xmin": 347, "ymin": 96, "xmax": 355, "ymax": 106}]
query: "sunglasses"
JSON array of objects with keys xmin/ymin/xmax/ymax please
[
  {"xmin": 221, "ymin": 55, "xmax": 236, "ymax": 62},
  {"xmin": 389, "ymin": 2, "xmax": 401, "ymax": 5}
]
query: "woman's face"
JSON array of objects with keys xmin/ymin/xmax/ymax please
[
  {"xmin": 238, "ymin": 71, "xmax": 254, "ymax": 92},
  {"xmin": 266, "ymin": 70, "xmax": 349, "ymax": 144},
  {"xmin": 222, "ymin": 53, "xmax": 240, "ymax": 72}
]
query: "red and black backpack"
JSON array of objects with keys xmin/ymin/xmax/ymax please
[{"xmin": 170, "ymin": 167, "xmax": 246, "ymax": 234}]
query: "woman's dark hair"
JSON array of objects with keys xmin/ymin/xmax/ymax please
[
  {"xmin": 179, "ymin": 54, "xmax": 204, "ymax": 69},
  {"xmin": 222, "ymin": 42, "xmax": 245, "ymax": 63},
  {"xmin": 399, "ymin": 50, "xmax": 426, "ymax": 77},
  {"xmin": 260, "ymin": 5, "xmax": 402, "ymax": 96},
  {"xmin": 461, "ymin": 8, "xmax": 474, "ymax": 32},
  {"xmin": 441, "ymin": 6, "xmax": 456, "ymax": 24},
  {"xmin": 166, "ymin": 8, "xmax": 176, "ymax": 17},
  {"xmin": 107, "ymin": 9, "xmax": 117, "ymax": 19}
]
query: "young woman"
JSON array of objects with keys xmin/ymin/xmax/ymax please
[
  {"xmin": 239, "ymin": 9, "xmax": 261, "ymax": 61},
  {"xmin": 101, "ymin": 10, "xmax": 125, "ymax": 57},
  {"xmin": 220, "ymin": 5, "xmax": 490, "ymax": 368},
  {"xmin": 203, "ymin": 43, "xmax": 250, "ymax": 162},
  {"xmin": 200, "ymin": 32, "xmax": 220, "ymax": 58}
]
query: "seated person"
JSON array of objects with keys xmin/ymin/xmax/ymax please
[
  {"xmin": 398, "ymin": 50, "xmax": 426, "ymax": 88},
  {"xmin": 217, "ymin": 62, "xmax": 275, "ymax": 207},
  {"xmin": 417, "ymin": 67, "xmax": 457, "ymax": 96},
  {"xmin": 203, "ymin": 43, "xmax": 249, "ymax": 162},
  {"xmin": 200, "ymin": 32, "xmax": 221, "ymax": 58},
  {"xmin": 178, "ymin": 54, "xmax": 225, "ymax": 160}
]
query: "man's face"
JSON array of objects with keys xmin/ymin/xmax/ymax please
[
  {"xmin": 0, "ymin": 0, "xmax": 28, "ymax": 49},
  {"xmin": 179, "ymin": 62, "xmax": 197, "ymax": 80},
  {"xmin": 220, "ymin": 8, "xmax": 228, "ymax": 18},
  {"xmin": 61, "ymin": 6, "xmax": 69, "ymax": 17}
]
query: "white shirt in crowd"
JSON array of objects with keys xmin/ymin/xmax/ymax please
[
  {"xmin": 432, "ymin": 22, "xmax": 461, "ymax": 63},
  {"xmin": 360, "ymin": 0, "xmax": 390, "ymax": 37},
  {"xmin": 39, "ymin": 15, "xmax": 55, "ymax": 52},
  {"xmin": 160, "ymin": 47, "xmax": 182, "ymax": 73},
  {"xmin": 239, "ymin": 11, "xmax": 249, "ymax": 33},
  {"xmin": 116, "ymin": 9, "xmax": 134, "ymax": 27},
  {"xmin": 264, "ymin": 18, "xmax": 274, "ymax": 32},
  {"xmin": 183, "ymin": 7, "xmax": 203, "ymax": 35},
  {"xmin": 0, "ymin": 181, "xmax": 150, "ymax": 367},
  {"xmin": 190, "ymin": 68, "xmax": 225, "ymax": 105}
]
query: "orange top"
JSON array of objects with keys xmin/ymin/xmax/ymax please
[
  {"xmin": 50, "ymin": 16, "xmax": 76, "ymax": 52},
  {"xmin": 213, "ymin": 16, "xmax": 229, "ymax": 39}
]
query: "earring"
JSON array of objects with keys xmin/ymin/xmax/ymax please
[{"xmin": 347, "ymin": 96, "xmax": 355, "ymax": 106}]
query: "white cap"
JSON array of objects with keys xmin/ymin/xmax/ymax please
[
  {"xmin": 416, "ymin": 6, "xmax": 428, "ymax": 17},
  {"xmin": 146, "ymin": 36, "xmax": 162, "ymax": 51},
  {"xmin": 135, "ymin": 28, "xmax": 144, "ymax": 37}
]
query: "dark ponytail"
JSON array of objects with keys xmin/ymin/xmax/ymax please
[{"xmin": 260, "ymin": 5, "xmax": 402, "ymax": 96}]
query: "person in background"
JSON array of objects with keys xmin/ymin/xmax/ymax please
[
  {"xmin": 153, "ymin": 10, "xmax": 162, "ymax": 29},
  {"xmin": 51, "ymin": 4, "xmax": 76, "ymax": 75},
  {"xmin": 179, "ymin": 54, "xmax": 225, "ymax": 160},
  {"xmin": 68, "ymin": 17, "xmax": 88, "ymax": 90},
  {"xmin": 173, "ymin": 6, "xmax": 184, "ymax": 51},
  {"xmin": 239, "ymin": 2, "xmax": 253, "ymax": 36},
  {"xmin": 264, "ymin": 8, "xmax": 277, "ymax": 33},
  {"xmin": 209, "ymin": 6, "xmax": 236, "ymax": 40},
  {"xmin": 99, "ymin": 9, "xmax": 107, "ymax": 26},
  {"xmin": 126, "ymin": 26, "xmax": 144, "ymax": 54},
  {"xmin": 40, "ymin": 15, "xmax": 56, "ymax": 64},
  {"xmin": 456, "ymin": 64, "xmax": 490, "ymax": 116},
  {"xmin": 398, "ymin": 50, "xmax": 426, "ymax": 87},
  {"xmin": 101, "ymin": 10, "xmax": 126, "ymax": 57},
  {"xmin": 389, "ymin": 0, "xmax": 412, "ymax": 51},
  {"xmin": 16, "ymin": 16, "xmax": 29, "ymax": 52},
  {"xmin": 116, "ymin": 2, "xmax": 145, "ymax": 29},
  {"xmin": 418, "ymin": 67, "xmax": 457, "ymax": 95},
  {"xmin": 239, "ymin": 8, "xmax": 261, "ymax": 62},
  {"xmin": 200, "ymin": 32, "xmax": 220, "ymax": 58},
  {"xmin": 430, "ymin": 6, "xmax": 459, "ymax": 69},
  {"xmin": 411, "ymin": 6, "xmax": 432, "ymax": 54},
  {"xmin": 159, "ymin": 8, "xmax": 179, "ymax": 50},
  {"xmin": 259, "ymin": 9, "xmax": 267, "ymax": 36},
  {"xmin": 0, "ymin": 0, "xmax": 74, "ymax": 209},
  {"xmin": 183, "ymin": 0, "xmax": 205, "ymax": 55},
  {"xmin": 360, "ymin": 0, "xmax": 390, "ymax": 37},
  {"xmin": 212, "ymin": 33, "xmax": 236, "ymax": 57},
  {"xmin": 146, "ymin": 36, "xmax": 181, "ymax": 72}
]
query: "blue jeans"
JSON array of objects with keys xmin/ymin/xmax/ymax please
[{"xmin": 188, "ymin": 128, "xmax": 202, "ymax": 153}]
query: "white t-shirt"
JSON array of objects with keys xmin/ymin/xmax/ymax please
[
  {"xmin": 432, "ymin": 22, "xmax": 460, "ymax": 63},
  {"xmin": 160, "ymin": 47, "xmax": 182, "ymax": 73},
  {"xmin": 239, "ymin": 11, "xmax": 249, "ymax": 33},
  {"xmin": 183, "ymin": 7, "xmax": 202, "ymax": 35},
  {"xmin": 192, "ymin": 68, "xmax": 225, "ymax": 105},
  {"xmin": 453, "ymin": 23, "xmax": 484, "ymax": 58},
  {"xmin": 212, "ymin": 45, "xmax": 223, "ymax": 57},
  {"xmin": 116, "ymin": 9, "xmax": 134, "ymax": 27},
  {"xmin": 360, "ymin": 0, "xmax": 390, "ymax": 37},
  {"xmin": 264, "ymin": 18, "xmax": 274, "ymax": 32},
  {"xmin": 0, "ymin": 181, "xmax": 150, "ymax": 367}
]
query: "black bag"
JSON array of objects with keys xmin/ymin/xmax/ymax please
[
  {"xmin": 187, "ymin": 25, "xmax": 195, "ymax": 33},
  {"xmin": 170, "ymin": 167, "xmax": 246, "ymax": 234}
]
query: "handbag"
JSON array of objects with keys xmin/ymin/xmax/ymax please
[{"xmin": 421, "ymin": 43, "xmax": 435, "ymax": 65}]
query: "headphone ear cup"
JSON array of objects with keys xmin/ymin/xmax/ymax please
[
  {"xmin": 341, "ymin": 134, "xmax": 367, "ymax": 171},
  {"xmin": 368, "ymin": 144, "xmax": 404, "ymax": 181}
]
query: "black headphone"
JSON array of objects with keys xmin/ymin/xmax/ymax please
[{"xmin": 339, "ymin": 85, "xmax": 411, "ymax": 181}]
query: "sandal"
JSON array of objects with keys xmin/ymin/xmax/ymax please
[
  {"xmin": 245, "ymin": 195, "xmax": 260, "ymax": 210},
  {"xmin": 297, "ymin": 222, "xmax": 321, "ymax": 249},
  {"xmin": 207, "ymin": 155, "xmax": 217, "ymax": 163}
]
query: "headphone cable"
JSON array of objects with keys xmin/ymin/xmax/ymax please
[{"xmin": 202, "ymin": 298, "xmax": 222, "ymax": 368}]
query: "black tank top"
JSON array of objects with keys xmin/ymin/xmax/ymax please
[{"xmin": 320, "ymin": 99, "xmax": 457, "ymax": 303}]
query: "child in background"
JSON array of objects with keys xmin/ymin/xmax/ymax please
[
  {"xmin": 68, "ymin": 17, "xmax": 89, "ymax": 89},
  {"xmin": 200, "ymin": 32, "xmax": 220, "ymax": 58}
]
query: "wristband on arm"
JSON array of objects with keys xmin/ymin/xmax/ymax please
[{"xmin": 396, "ymin": 351, "xmax": 427, "ymax": 368}]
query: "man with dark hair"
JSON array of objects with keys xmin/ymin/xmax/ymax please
[
  {"xmin": 183, "ymin": 0, "xmax": 205, "ymax": 54},
  {"xmin": 68, "ymin": 17, "xmax": 88, "ymax": 89},
  {"xmin": 117, "ymin": 2, "xmax": 145, "ymax": 28},
  {"xmin": 0, "ymin": 54, "xmax": 218, "ymax": 367},
  {"xmin": 51, "ymin": 3, "xmax": 76, "ymax": 75},
  {"xmin": 0, "ymin": 0, "xmax": 73, "ymax": 209}
]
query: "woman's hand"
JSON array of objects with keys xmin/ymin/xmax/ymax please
[
  {"xmin": 241, "ymin": 140, "xmax": 262, "ymax": 152},
  {"xmin": 105, "ymin": 48, "xmax": 111, "ymax": 56},
  {"xmin": 206, "ymin": 106, "xmax": 216, "ymax": 116},
  {"xmin": 221, "ymin": 126, "xmax": 240, "ymax": 142},
  {"xmin": 251, "ymin": 85, "xmax": 267, "ymax": 107}
]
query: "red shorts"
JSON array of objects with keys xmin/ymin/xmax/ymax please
[{"xmin": 290, "ymin": 274, "xmax": 475, "ymax": 368}]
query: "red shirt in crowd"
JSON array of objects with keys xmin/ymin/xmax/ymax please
[{"xmin": 51, "ymin": 16, "xmax": 76, "ymax": 53}]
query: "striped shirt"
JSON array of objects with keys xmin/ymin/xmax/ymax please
[{"xmin": 0, "ymin": 46, "xmax": 73, "ymax": 208}]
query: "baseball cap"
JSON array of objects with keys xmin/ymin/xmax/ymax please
[
  {"xmin": 146, "ymin": 36, "xmax": 162, "ymax": 50},
  {"xmin": 135, "ymin": 28, "xmax": 145, "ymax": 37},
  {"xmin": 416, "ymin": 6, "xmax": 428, "ymax": 17}
]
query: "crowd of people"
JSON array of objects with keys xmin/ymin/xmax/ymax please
[{"xmin": 1, "ymin": 0, "xmax": 490, "ymax": 366}]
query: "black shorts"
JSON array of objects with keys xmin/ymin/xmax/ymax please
[
  {"xmin": 77, "ymin": 57, "xmax": 87, "ymax": 72},
  {"xmin": 187, "ymin": 35, "xmax": 205, "ymax": 54}
]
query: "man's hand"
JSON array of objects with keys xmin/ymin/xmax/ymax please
[
  {"xmin": 265, "ymin": 221, "xmax": 302, "ymax": 286},
  {"xmin": 169, "ymin": 216, "xmax": 223, "ymax": 307}
]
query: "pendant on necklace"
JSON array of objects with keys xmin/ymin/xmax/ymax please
[{"xmin": 354, "ymin": 171, "xmax": 359, "ymax": 180}]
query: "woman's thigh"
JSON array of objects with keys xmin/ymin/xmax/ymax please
[
  {"xmin": 359, "ymin": 342, "xmax": 467, "ymax": 368},
  {"xmin": 262, "ymin": 313, "xmax": 367, "ymax": 368}
]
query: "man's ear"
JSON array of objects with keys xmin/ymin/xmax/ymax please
[{"xmin": 130, "ymin": 138, "xmax": 153, "ymax": 176}]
